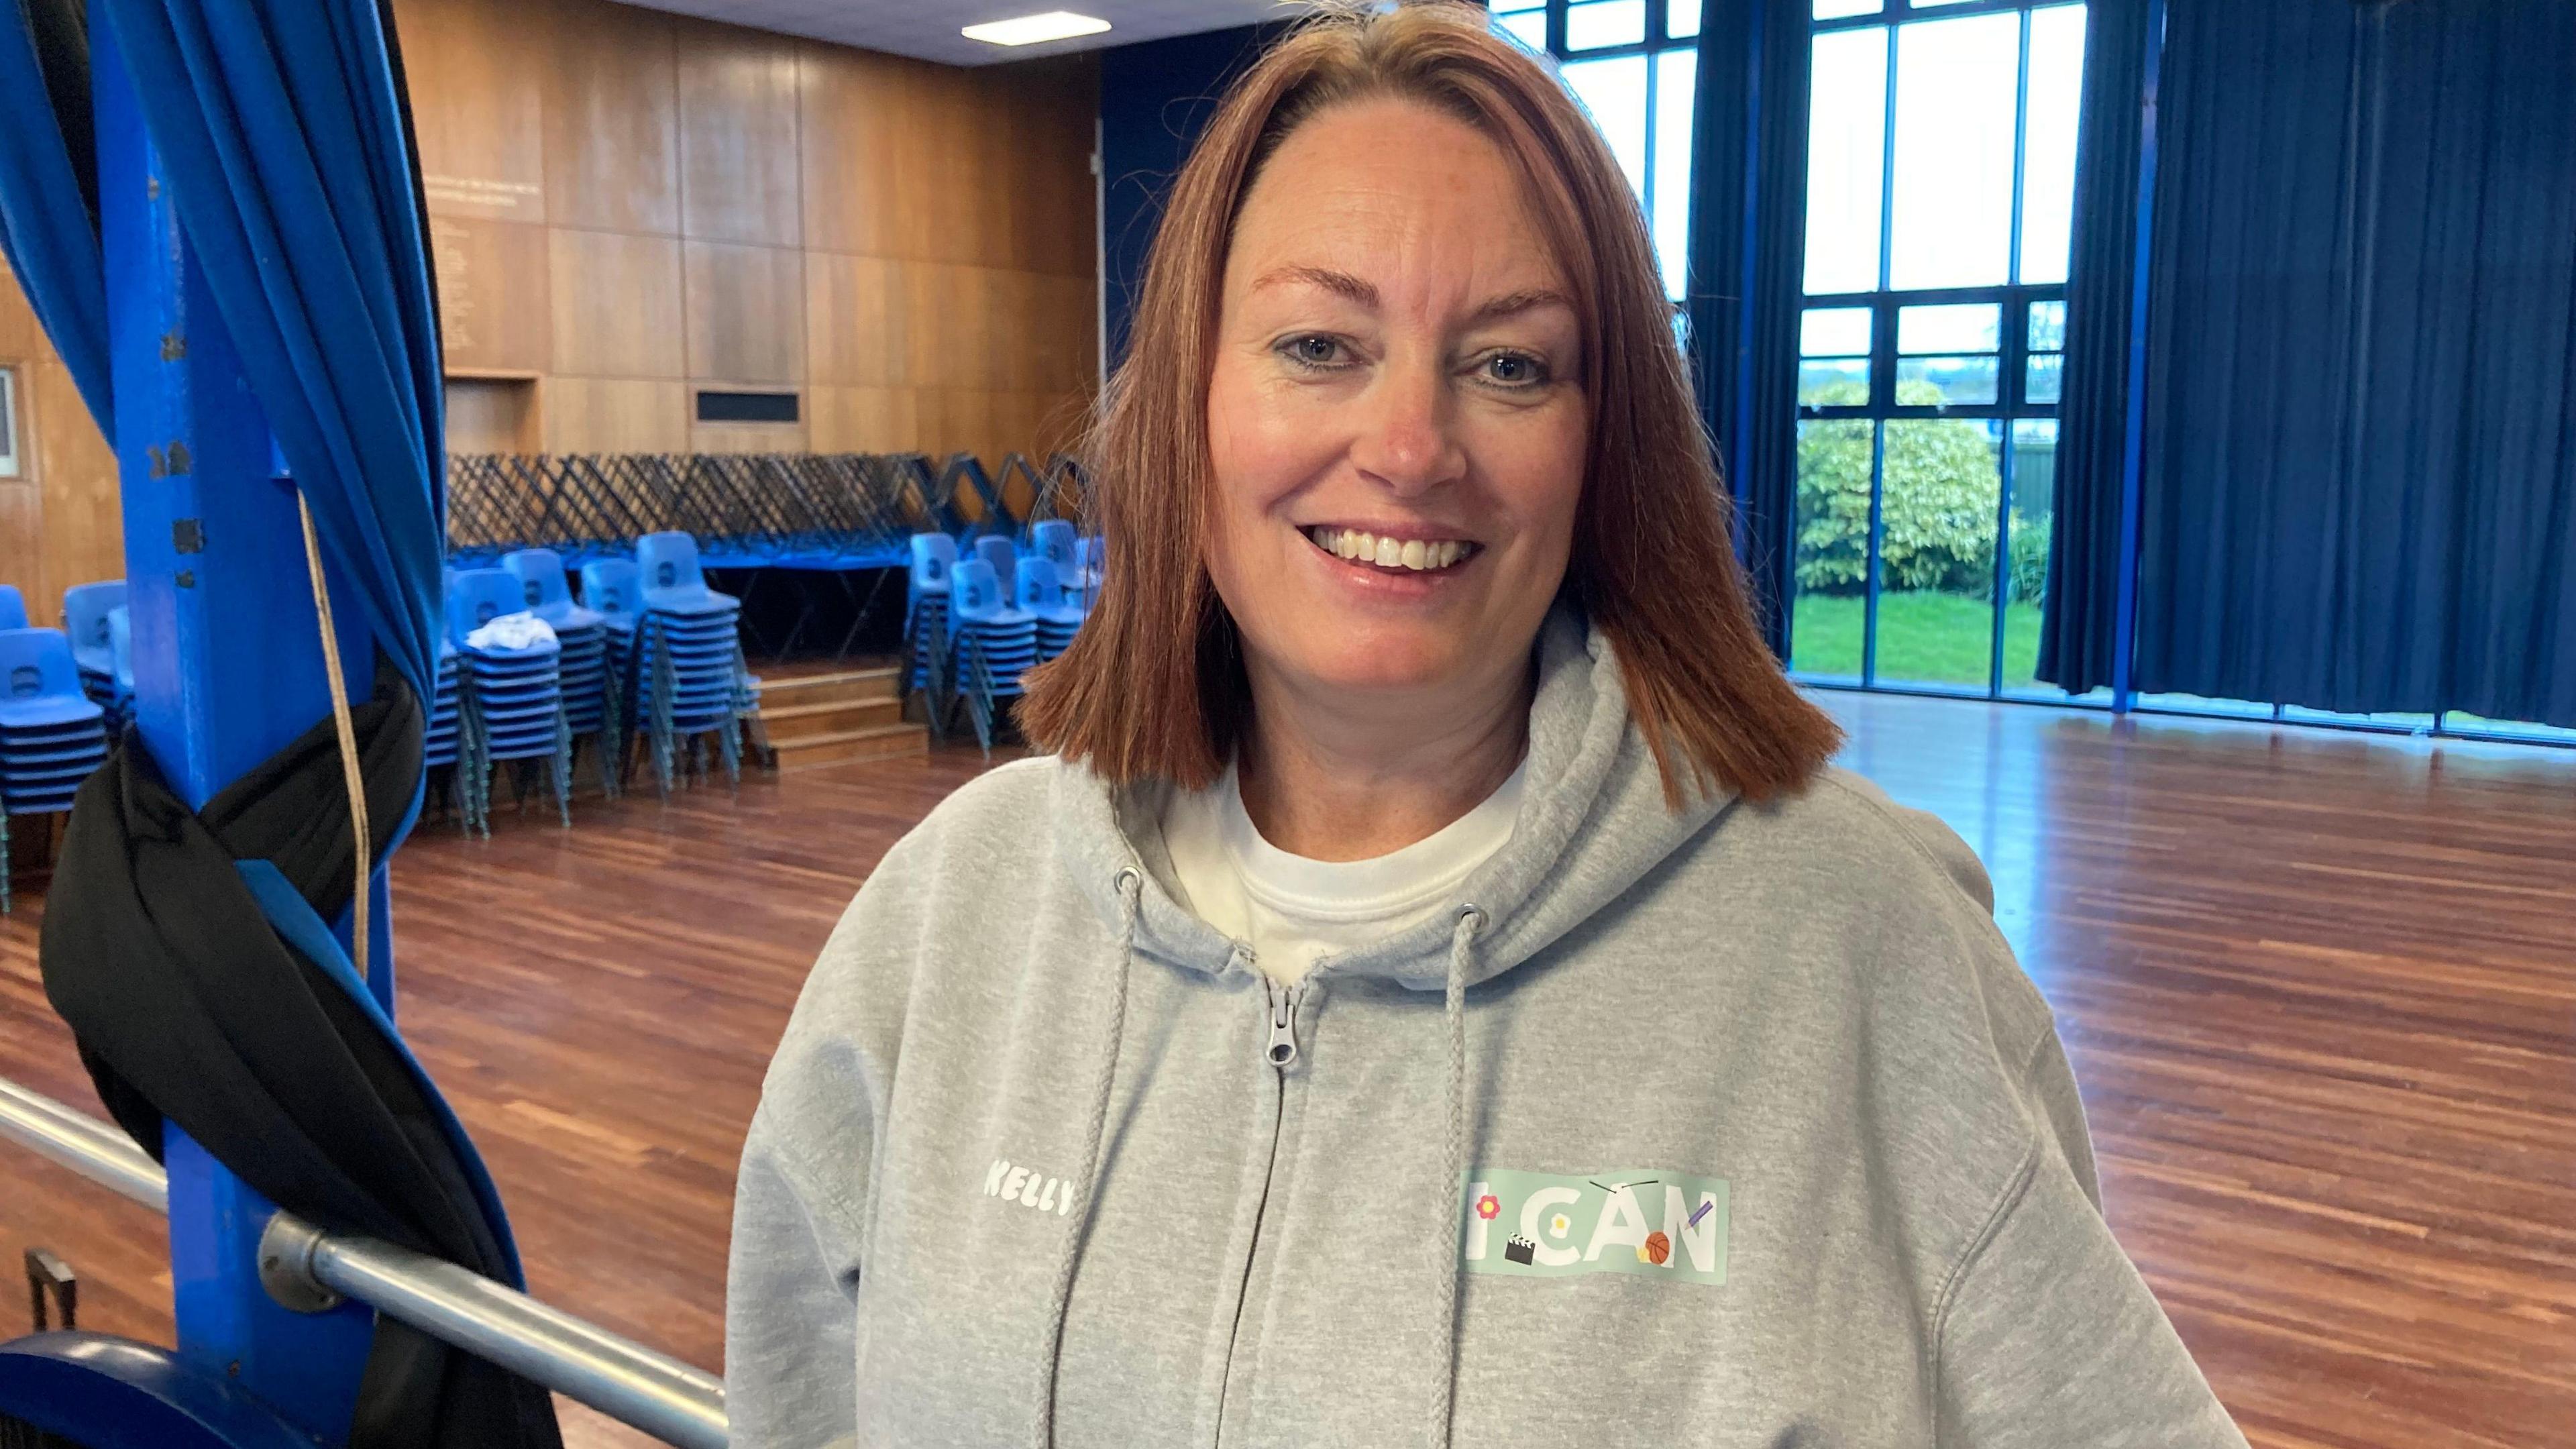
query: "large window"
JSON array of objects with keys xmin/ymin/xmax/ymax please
[
  {"xmin": 1493, "ymin": 0, "xmax": 1703, "ymax": 300},
  {"xmin": 1789, "ymin": 0, "xmax": 2086, "ymax": 698}
]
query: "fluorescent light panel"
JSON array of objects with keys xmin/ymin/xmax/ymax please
[{"xmin": 961, "ymin": 10, "xmax": 1112, "ymax": 45}]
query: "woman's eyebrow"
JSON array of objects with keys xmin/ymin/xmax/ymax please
[
  {"xmin": 1469, "ymin": 288, "xmax": 1573, "ymax": 325},
  {"xmin": 1247, "ymin": 269, "xmax": 1570, "ymax": 326},
  {"xmin": 1252, "ymin": 265, "xmax": 1378, "ymax": 306}
]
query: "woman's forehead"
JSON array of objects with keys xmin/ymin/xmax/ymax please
[{"xmin": 1222, "ymin": 99, "xmax": 1574, "ymax": 310}]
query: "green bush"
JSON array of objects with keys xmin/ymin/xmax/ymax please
[
  {"xmin": 2006, "ymin": 510, "xmax": 2050, "ymax": 605},
  {"xmin": 1794, "ymin": 380, "xmax": 2053, "ymax": 602}
]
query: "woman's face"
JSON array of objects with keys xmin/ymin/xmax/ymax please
[{"xmin": 1205, "ymin": 98, "xmax": 1588, "ymax": 716}]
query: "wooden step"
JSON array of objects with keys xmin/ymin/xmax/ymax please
[
  {"xmin": 759, "ymin": 695, "xmax": 908, "ymax": 743},
  {"xmin": 771, "ymin": 722, "xmax": 928, "ymax": 771},
  {"xmin": 753, "ymin": 666, "xmax": 903, "ymax": 709}
]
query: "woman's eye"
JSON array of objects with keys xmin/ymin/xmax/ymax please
[
  {"xmin": 1280, "ymin": 335, "xmax": 1346, "ymax": 368},
  {"xmin": 1478, "ymin": 352, "xmax": 1550, "ymax": 387}
]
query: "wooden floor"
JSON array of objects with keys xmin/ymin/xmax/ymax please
[{"xmin": 3, "ymin": 695, "xmax": 2572, "ymax": 1448}]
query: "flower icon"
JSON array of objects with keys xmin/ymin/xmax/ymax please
[{"xmin": 1474, "ymin": 1194, "xmax": 1501, "ymax": 1221}]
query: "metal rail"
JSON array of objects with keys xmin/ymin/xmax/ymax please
[{"xmin": 0, "ymin": 1075, "xmax": 729, "ymax": 1448}]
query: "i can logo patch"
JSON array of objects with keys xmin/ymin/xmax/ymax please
[{"xmin": 1460, "ymin": 1169, "xmax": 1727, "ymax": 1286}]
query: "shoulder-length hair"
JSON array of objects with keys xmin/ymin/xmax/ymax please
[{"xmin": 1021, "ymin": 0, "xmax": 1841, "ymax": 806}]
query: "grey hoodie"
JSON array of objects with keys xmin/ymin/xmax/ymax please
[{"xmin": 727, "ymin": 611, "xmax": 2247, "ymax": 1449}]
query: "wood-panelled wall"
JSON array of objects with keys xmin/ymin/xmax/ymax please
[
  {"xmin": 0, "ymin": 257, "xmax": 121, "ymax": 630},
  {"xmin": 401, "ymin": 0, "xmax": 1101, "ymax": 460}
]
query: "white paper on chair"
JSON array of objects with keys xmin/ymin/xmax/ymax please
[{"xmin": 465, "ymin": 612, "xmax": 559, "ymax": 651}]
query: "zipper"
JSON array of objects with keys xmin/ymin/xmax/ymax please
[{"xmin": 1212, "ymin": 976, "xmax": 1303, "ymax": 1446}]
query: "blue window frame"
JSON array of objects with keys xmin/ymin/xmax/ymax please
[
  {"xmin": 1787, "ymin": 0, "xmax": 2087, "ymax": 700},
  {"xmin": 1494, "ymin": 0, "xmax": 1703, "ymax": 301}
]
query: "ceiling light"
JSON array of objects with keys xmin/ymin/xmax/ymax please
[{"xmin": 961, "ymin": 11, "xmax": 1112, "ymax": 45}]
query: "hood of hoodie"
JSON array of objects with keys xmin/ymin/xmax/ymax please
[{"xmin": 1052, "ymin": 606, "xmax": 1730, "ymax": 989}]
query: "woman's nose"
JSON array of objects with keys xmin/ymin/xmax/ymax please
[{"xmin": 1350, "ymin": 356, "xmax": 1467, "ymax": 496}]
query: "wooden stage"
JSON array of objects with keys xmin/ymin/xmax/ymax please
[{"xmin": 2, "ymin": 692, "xmax": 2570, "ymax": 1448}]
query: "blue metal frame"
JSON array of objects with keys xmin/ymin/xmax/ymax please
[
  {"xmin": 0, "ymin": 1333, "xmax": 317, "ymax": 1448},
  {"xmin": 91, "ymin": 7, "xmax": 383, "ymax": 1438}
]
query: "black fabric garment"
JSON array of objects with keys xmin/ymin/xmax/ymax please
[
  {"xmin": 14, "ymin": 0, "xmax": 96, "ymax": 227},
  {"xmin": 40, "ymin": 665, "xmax": 562, "ymax": 1449},
  {"xmin": 2133, "ymin": 0, "xmax": 2576, "ymax": 723},
  {"xmin": 1686, "ymin": 0, "xmax": 1809, "ymax": 659},
  {"xmin": 2032, "ymin": 0, "xmax": 2153, "ymax": 696}
]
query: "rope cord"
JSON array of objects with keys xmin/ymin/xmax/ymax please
[{"xmin": 296, "ymin": 492, "xmax": 372, "ymax": 981}]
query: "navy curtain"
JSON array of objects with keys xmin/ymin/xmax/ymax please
[
  {"xmin": 2134, "ymin": 0, "xmax": 2576, "ymax": 725},
  {"xmin": 1686, "ymin": 0, "xmax": 1807, "ymax": 659},
  {"xmin": 0, "ymin": 0, "xmax": 113, "ymax": 429},
  {"xmin": 2031, "ymin": 0, "xmax": 2153, "ymax": 696},
  {"xmin": 1097, "ymin": 22, "xmax": 1279, "ymax": 364}
]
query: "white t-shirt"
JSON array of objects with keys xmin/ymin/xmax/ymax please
[{"xmin": 1160, "ymin": 758, "xmax": 1525, "ymax": 985}]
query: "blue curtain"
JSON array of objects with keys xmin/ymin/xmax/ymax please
[
  {"xmin": 1097, "ymin": 22, "xmax": 1278, "ymax": 364},
  {"xmin": 2135, "ymin": 0, "xmax": 2576, "ymax": 725},
  {"xmin": 2031, "ymin": 0, "xmax": 2153, "ymax": 696},
  {"xmin": 97, "ymin": 0, "xmax": 445, "ymax": 718},
  {"xmin": 0, "ymin": 0, "xmax": 114, "ymax": 429},
  {"xmin": 1686, "ymin": 0, "xmax": 1807, "ymax": 658}
]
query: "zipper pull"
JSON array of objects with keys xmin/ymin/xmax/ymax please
[{"xmin": 1265, "ymin": 981, "xmax": 1298, "ymax": 1069}]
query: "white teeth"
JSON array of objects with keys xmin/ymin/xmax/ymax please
[{"xmin": 1307, "ymin": 527, "xmax": 1474, "ymax": 571}]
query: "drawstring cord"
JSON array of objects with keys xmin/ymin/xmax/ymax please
[
  {"xmin": 1035, "ymin": 867, "xmax": 1141, "ymax": 1448},
  {"xmin": 1430, "ymin": 905, "xmax": 1484, "ymax": 1449}
]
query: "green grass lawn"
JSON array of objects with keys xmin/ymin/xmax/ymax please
[{"xmin": 1789, "ymin": 591, "xmax": 2043, "ymax": 690}]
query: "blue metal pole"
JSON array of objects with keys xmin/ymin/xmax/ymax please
[
  {"xmin": 2109, "ymin": 0, "xmax": 2165, "ymax": 713},
  {"xmin": 92, "ymin": 6, "xmax": 381, "ymax": 1438}
]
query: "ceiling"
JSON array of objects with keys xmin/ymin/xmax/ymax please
[{"xmin": 614, "ymin": 0, "xmax": 1287, "ymax": 67}]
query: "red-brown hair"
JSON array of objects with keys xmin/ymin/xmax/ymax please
[{"xmin": 1020, "ymin": 0, "xmax": 1839, "ymax": 806}]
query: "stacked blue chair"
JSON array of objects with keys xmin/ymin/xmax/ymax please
[
  {"xmin": 423, "ymin": 639, "xmax": 470, "ymax": 826},
  {"xmin": 62, "ymin": 580, "xmax": 128, "ymax": 726},
  {"xmin": 973, "ymin": 533, "xmax": 1018, "ymax": 582},
  {"xmin": 1032, "ymin": 520, "xmax": 1080, "ymax": 587},
  {"xmin": 906, "ymin": 533, "xmax": 958, "ymax": 696},
  {"xmin": 1075, "ymin": 534, "xmax": 1107, "ymax": 607},
  {"xmin": 0, "ymin": 585, "xmax": 25, "ymax": 631},
  {"xmin": 504, "ymin": 548, "xmax": 618, "ymax": 797},
  {"xmin": 0, "ymin": 629, "xmax": 111, "ymax": 913},
  {"xmin": 1015, "ymin": 555, "xmax": 1085, "ymax": 662},
  {"xmin": 578, "ymin": 559, "xmax": 644, "ymax": 784},
  {"xmin": 633, "ymin": 532, "xmax": 749, "ymax": 796},
  {"xmin": 447, "ymin": 568, "xmax": 572, "ymax": 832},
  {"xmin": 946, "ymin": 559, "xmax": 1036, "ymax": 755}
]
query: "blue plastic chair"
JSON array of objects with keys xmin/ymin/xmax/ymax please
[
  {"xmin": 505, "ymin": 549, "xmax": 616, "ymax": 794},
  {"xmin": 447, "ymin": 568, "xmax": 570, "ymax": 832},
  {"xmin": 0, "ymin": 585, "xmax": 25, "ymax": 632},
  {"xmin": 635, "ymin": 531, "xmax": 738, "ymax": 619},
  {"xmin": 1015, "ymin": 555, "xmax": 1085, "ymax": 662},
  {"xmin": 948, "ymin": 558, "xmax": 1038, "ymax": 701},
  {"xmin": 1031, "ymin": 520, "xmax": 1079, "ymax": 587},
  {"xmin": 624, "ymin": 536, "xmax": 748, "ymax": 796},
  {"xmin": 0, "ymin": 627, "xmax": 110, "ymax": 913},
  {"xmin": 907, "ymin": 533, "xmax": 960, "ymax": 693},
  {"xmin": 973, "ymin": 534, "xmax": 1018, "ymax": 583},
  {"xmin": 61, "ymin": 580, "xmax": 126, "ymax": 695}
]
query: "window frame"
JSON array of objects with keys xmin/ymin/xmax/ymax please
[{"xmin": 1790, "ymin": 0, "xmax": 2080, "ymax": 700}]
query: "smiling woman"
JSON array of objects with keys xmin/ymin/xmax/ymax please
[{"xmin": 726, "ymin": 6, "xmax": 2249, "ymax": 1448}]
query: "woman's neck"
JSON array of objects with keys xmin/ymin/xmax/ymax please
[{"xmin": 1234, "ymin": 659, "xmax": 1532, "ymax": 863}]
